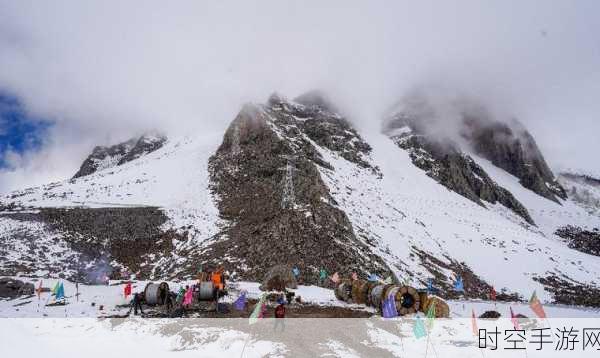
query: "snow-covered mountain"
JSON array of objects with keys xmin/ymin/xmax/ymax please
[{"xmin": 1, "ymin": 92, "xmax": 599, "ymax": 306}]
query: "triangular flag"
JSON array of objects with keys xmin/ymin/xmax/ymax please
[
  {"xmin": 471, "ymin": 309, "xmax": 478, "ymax": 336},
  {"xmin": 292, "ymin": 267, "xmax": 300, "ymax": 278},
  {"xmin": 382, "ymin": 276, "xmax": 393, "ymax": 285},
  {"xmin": 510, "ymin": 307, "xmax": 520, "ymax": 330},
  {"xmin": 124, "ymin": 282, "xmax": 132, "ymax": 298},
  {"xmin": 55, "ymin": 283, "xmax": 65, "ymax": 301},
  {"xmin": 183, "ymin": 287, "xmax": 193, "ymax": 306},
  {"xmin": 36, "ymin": 280, "xmax": 43, "ymax": 300},
  {"xmin": 427, "ymin": 278, "xmax": 434, "ymax": 294},
  {"xmin": 249, "ymin": 294, "xmax": 267, "ymax": 325},
  {"xmin": 382, "ymin": 294, "xmax": 398, "ymax": 318},
  {"xmin": 367, "ymin": 273, "xmax": 380, "ymax": 282},
  {"xmin": 330, "ymin": 272, "xmax": 340, "ymax": 284},
  {"xmin": 351, "ymin": 272, "xmax": 358, "ymax": 281},
  {"xmin": 454, "ymin": 276, "xmax": 464, "ymax": 292},
  {"xmin": 319, "ymin": 268, "xmax": 328, "ymax": 280},
  {"xmin": 52, "ymin": 282, "xmax": 59, "ymax": 295},
  {"xmin": 529, "ymin": 291, "xmax": 546, "ymax": 319},
  {"xmin": 234, "ymin": 291, "xmax": 247, "ymax": 311},
  {"xmin": 426, "ymin": 302, "xmax": 436, "ymax": 330},
  {"xmin": 490, "ymin": 286, "xmax": 497, "ymax": 301},
  {"xmin": 413, "ymin": 316, "xmax": 427, "ymax": 339}
]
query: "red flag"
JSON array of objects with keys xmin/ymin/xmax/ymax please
[
  {"xmin": 510, "ymin": 307, "xmax": 520, "ymax": 330},
  {"xmin": 529, "ymin": 291, "xmax": 546, "ymax": 319},
  {"xmin": 490, "ymin": 286, "xmax": 497, "ymax": 301},
  {"xmin": 471, "ymin": 309, "xmax": 478, "ymax": 336},
  {"xmin": 124, "ymin": 282, "xmax": 132, "ymax": 298},
  {"xmin": 36, "ymin": 280, "xmax": 43, "ymax": 300},
  {"xmin": 351, "ymin": 272, "xmax": 358, "ymax": 281}
]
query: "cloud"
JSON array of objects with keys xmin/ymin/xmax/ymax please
[{"xmin": 0, "ymin": 0, "xmax": 599, "ymax": 192}]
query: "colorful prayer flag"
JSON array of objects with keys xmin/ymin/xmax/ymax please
[
  {"xmin": 382, "ymin": 293, "xmax": 398, "ymax": 318},
  {"xmin": 249, "ymin": 294, "xmax": 267, "ymax": 325},
  {"xmin": 413, "ymin": 316, "xmax": 427, "ymax": 339},
  {"xmin": 427, "ymin": 278, "xmax": 434, "ymax": 294},
  {"xmin": 382, "ymin": 276, "xmax": 393, "ymax": 285},
  {"xmin": 330, "ymin": 272, "xmax": 340, "ymax": 284},
  {"xmin": 490, "ymin": 286, "xmax": 497, "ymax": 301},
  {"xmin": 292, "ymin": 267, "xmax": 300, "ymax": 278},
  {"xmin": 529, "ymin": 291, "xmax": 546, "ymax": 319},
  {"xmin": 234, "ymin": 291, "xmax": 247, "ymax": 311},
  {"xmin": 510, "ymin": 307, "xmax": 520, "ymax": 330},
  {"xmin": 52, "ymin": 282, "xmax": 59, "ymax": 295},
  {"xmin": 319, "ymin": 269, "xmax": 328, "ymax": 280},
  {"xmin": 454, "ymin": 276, "xmax": 464, "ymax": 292},
  {"xmin": 426, "ymin": 303, "xmax": 436, "ymax": 330},
  {"xmin": 55, "ymin": 282, "xmax": 65, "ymax": 301},
  {"xmin": 124, "ymin": 282, "xmax": 132, "ymax": 298},
  {"xmin": 183, "ymin": 287, "xmax": 193, "ymax": 306},
  {"xmin": 367, "ymin": 273, "xmax": 380, "ymax": 282},
  {"xmin": 471, "ymin": 309, "xmax": 478, "ymax": 336},
  {"xmin": 36, "ymin": 280, "xmax": 43, "ymax": 300},
  {"xmin": 351, "ymin": 272, "xmax": 358, "ymax": 281}
]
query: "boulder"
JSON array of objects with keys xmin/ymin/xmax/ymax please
[
  {"xmin": 0, "ymin": 278, "xmax": 35, "ymax": 299},
  {"xmin": 260, "ymin": 265, "xmax": 297, "ymax": 291}
]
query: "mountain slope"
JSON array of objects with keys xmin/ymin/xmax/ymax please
[{"xmin": 1, "ymin": 92, "xmax": 600, "ymax": 305}]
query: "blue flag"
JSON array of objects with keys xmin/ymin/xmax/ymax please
[
  {"xmin": 454, "ymin": 276, "xmax": 464, "ymax": 292},
  {"xmin": 55, "ymin": 282, "xmax": 65, "ymax": 301},
  {"xmin": 382, "ymin": 294, "xmax": 398, "ymax": 318},
  {"xmin": 367, "ymin": 273, "xmax": 380, "ymax": 282},
  {"xmin": 413, "ymin": 316, "xmax": 427, "ymax": 339},
  {"xmin": 427, "ymin": 278, "xmax": 434, "ymax": 294},
  {"xmin": 292, "ymin": 267, "xmax": 300, "ymax": 278},
  {"xmin": 233, "ymin": 292, "xmax": 247, "ymax": 311}
]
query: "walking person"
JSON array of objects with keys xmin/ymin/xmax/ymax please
[
  {"xmin": 131, "ymin": 292, "xmax": 144, "ymax": 316},
  {"xmin": 273, "ymin": 295, "xmax": 286, "ymax": 333}
]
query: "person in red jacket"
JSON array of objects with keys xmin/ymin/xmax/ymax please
[{"xmin": 273, "ymin": 295, "xmax": 286, "ymax": 332}]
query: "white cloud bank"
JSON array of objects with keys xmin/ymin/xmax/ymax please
[{"xmin": 0, "ymin": 0, "xmax": 599, "ymax": 192}]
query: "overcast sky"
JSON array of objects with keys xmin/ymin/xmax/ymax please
[{"xmin": 0, "ymin": 1, "xmax": 599, "ymax": 192}]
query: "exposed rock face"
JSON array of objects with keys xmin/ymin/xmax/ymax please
[
  {"xmin": 555, "ymin": 225, "xmax": 600, "ymax": 257},
  {"xmin": 534, "ymin": 275, "xmax": 600, "ymax": 307},
  {"xmin": 73, "ymin": 134, "xmax": 166, "ymax": 178},
  {"xmin": 384, "ymin": 115, "xmax": 534, "ymax": 224},
  {"xmin": 463, "ymin": 118, "xmax": 567, "ymax": 203},
  {"xmin": 384, "ymin": 92, "xmax": 566, "ymax": 205},
  {"xmin": 203, "ymin": 94, "xmax": 391, "ymax": 284}
]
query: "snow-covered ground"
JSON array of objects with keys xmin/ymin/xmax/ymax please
[{"xmin": 2, "ymin": 279, "xmax": 600, "ymax": 357}]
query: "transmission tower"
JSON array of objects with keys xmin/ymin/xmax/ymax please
[{"xmin": 280, "ymin": 155, "xmax": 296, "ymax": 210}]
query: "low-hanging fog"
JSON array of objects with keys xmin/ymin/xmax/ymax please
[{"xmin": 1, "ymin": 0, "xmax": 599, "ymax": 192}]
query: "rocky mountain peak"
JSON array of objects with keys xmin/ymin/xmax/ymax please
[
  {"xmin": 72, "ymin": 133, "xmax": 167, "ymax": 179},
  {"xmin": 384, "ymin": 93, "xmax": 566, "ymax": 204}
]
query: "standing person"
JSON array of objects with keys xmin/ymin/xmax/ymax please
[
  {"xmin": 273, "ymin": 295, "xmax": 286, "ymax": 332},
  {"xmin": 131, "ymin": 293, "xmax": 144, "ymax": 316}
]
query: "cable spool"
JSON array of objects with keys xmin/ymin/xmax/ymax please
[
  {"xmin": 396, "ymin": 285, "xmax": 420, "ymax": 315},
  {"xmin": 422, "ymin": 295, "xmax": 450, "ymax": 318},
  {"xmin": 369, "ymin": 285, "xmax": 387, "ymax": 309},
  {"xmin": 351, "ymin": 280, "xmax": 371, "ymax": 304}
]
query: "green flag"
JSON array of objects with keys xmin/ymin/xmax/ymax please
[
  {"xmin": 52, "ymin": 282, "xmax": 60, "ymax": 295},
  {"xmin": 413, "ymin": 316, "xmax": 427, "ymax": 339},
  {"xmin": 249, "ymin": 294, "xmax": 266, "ymax": 325},
  {"xmin": 426, "ymin": 303, "xmax": 436, "ymax": 330}
]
